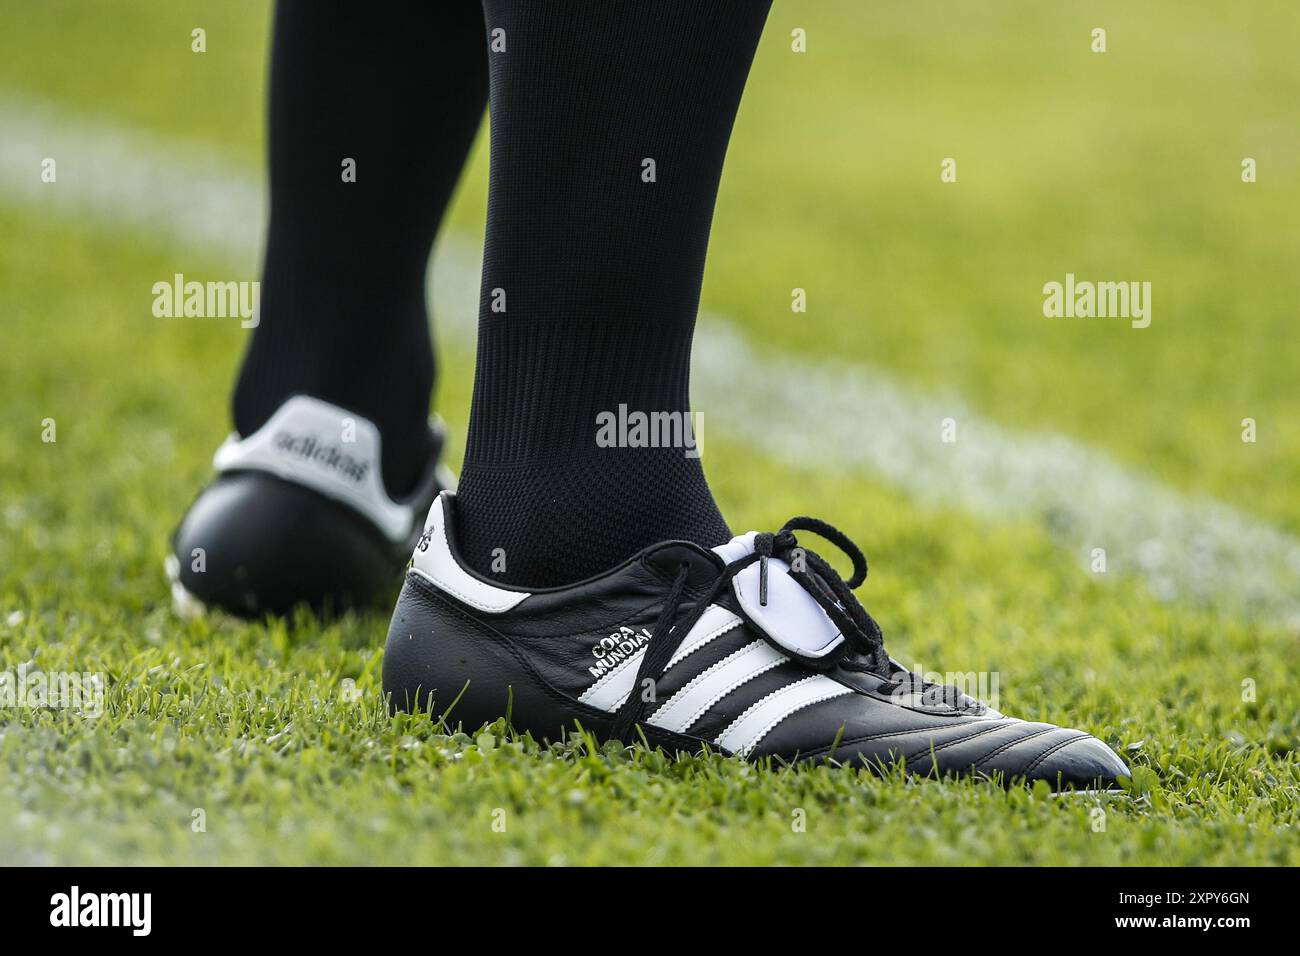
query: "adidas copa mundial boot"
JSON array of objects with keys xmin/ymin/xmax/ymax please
[
  {"xmin": 169, "ymin": 395, "xmax": 454, "ymax": 617},
  {"xmin": 383, "ymin": 493, "xmax": 1131, "ymax": 790}
]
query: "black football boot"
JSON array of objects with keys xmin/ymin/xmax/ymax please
[
  {"xmin": 383, "ymin": 494, "xmax": 1131, "ymax": 791},
  {"xmin": 169, "ymin": 395, "xmax": 453, "ymax": 617}
]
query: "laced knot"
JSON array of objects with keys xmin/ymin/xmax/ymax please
[
  {"xmin": 758, "ymin": 517, "xmax": 885, "ymax": 673},
  {"xmin": 610, "ymin": 516, "xmax": 893, "ymax": 744}
]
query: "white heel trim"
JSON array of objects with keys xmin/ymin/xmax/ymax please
[
  {"xmin": 212, "ymin": 395, "xmax": 416, "ymax": 543},
  {"xmin": 410, "ymin": 494, "xmax": 531, "ymax": 614}
]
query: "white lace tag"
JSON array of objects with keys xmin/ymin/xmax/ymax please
[{"xmin": 712, "ymin": 532, "xmax": 845, "ymax": 663}]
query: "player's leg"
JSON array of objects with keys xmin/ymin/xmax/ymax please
[
  {"xmin": 384, "ymin": 0, "xmax": 1129, "ymax": 791},
  {"xmin": 452, "ymin": 0, "xmax": 766, "ymax": 587},
  {"xmin": 170, "ymin": 0, "xmax": 488, "ymax": 616},
  {"xmin": 236, "ymin": 0, "xmax": 487, "ymax": 497}
]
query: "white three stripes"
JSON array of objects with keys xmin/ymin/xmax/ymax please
[
  {"xmin": 649, "ymin": 640, "xmax": 785, "ymax": 735},
  {"xmin": 578, "ymin": 603, "xmax": 857, "ymax": 756},
  {"xmin": 714, "ymin": 676, "xmax": 854, "ymax": 757},
  {"xmin": 577, "ymin": 605, "xmax": 742, "ymax": 712}
]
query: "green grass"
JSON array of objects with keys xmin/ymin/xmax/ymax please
[{"xmin": 2, "ymin": 1, "xmax": 1298, "ymax": 864}]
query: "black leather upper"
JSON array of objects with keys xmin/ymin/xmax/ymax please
[
  {"xmin": 171, "ymin": 423, "xmax": 445, "ymax": 616},
  {"xmin": 383, "ymin": 533, "xmax": 1131, "ymax": 790},
  {"xmin": 172, "ymin": 471, "xmax": 427, "ymax": 616}
]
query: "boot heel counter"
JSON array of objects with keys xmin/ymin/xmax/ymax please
[
  {"xmin": 382, "ymin": 576, "xmax": 439, "ymax": 714},
  {"xmin": 381, "ymin": 573, "xmax": 512, "ymax": 723}
]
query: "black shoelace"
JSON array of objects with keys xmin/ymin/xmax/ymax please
[{"xmin": 611, "ymin": 517, "xmax": 895, "ymax": 743}]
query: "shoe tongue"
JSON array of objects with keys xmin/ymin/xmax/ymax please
[{"xmin": 714, "ymin": 531, "xmax": 846, "ymax": 666}]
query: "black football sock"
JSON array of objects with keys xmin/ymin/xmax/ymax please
[
  {"xmin": 233, "ymin": 0, "xmax": 488, "ymax": 496},
  {"xmin": 454, "ymin": 0, "xmax": 772, "ymax": 586}
]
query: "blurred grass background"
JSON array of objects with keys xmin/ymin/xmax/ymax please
[
  {"xmin": 0, "ymin": 1, "xmax": 1297, "ymax": 864},
  {"xmin": 4, "ymin": 0, "xmax": 1297, "ymax": 525}
]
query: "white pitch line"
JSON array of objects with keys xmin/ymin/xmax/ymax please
[{"xmin": 3, "ymin": 94, "xmax": 1298, "ymax": 621}]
